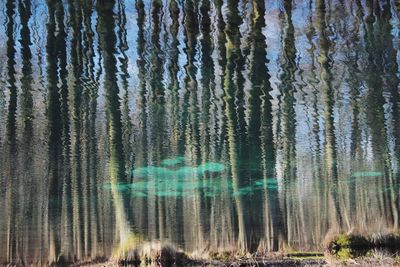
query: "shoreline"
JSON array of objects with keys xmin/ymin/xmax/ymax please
[
  {"xmin": 71, "ymin": 252, "xmax": 400, "ymax": 267},
  {"xmin": 5, "ymin": 253, "xmax": 400, "ymax": 266},
  {"xmin": 84, "ymin": 257, "xmax": 400, "ymax": 267}
]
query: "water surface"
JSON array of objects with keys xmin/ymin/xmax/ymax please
[{"xmin": 0, "ymin": 0, "xmax": 399, "ymax": 265}]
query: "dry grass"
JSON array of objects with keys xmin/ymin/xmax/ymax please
[
  {"xmin": 112, "ymin": 240, "xmax": 188, "ymax": 265},
  {"xmin": 75, "ymin": 231, "xmax": 400, "ymax": 266}
]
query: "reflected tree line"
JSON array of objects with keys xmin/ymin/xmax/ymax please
[{"xmin": 0, "ymin": 0, "xmax": 399, "ymax": 265}]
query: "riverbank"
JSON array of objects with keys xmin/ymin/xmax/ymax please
[
  {"xmin": 70, "ymin": 233, "xmax": 395, "ymax": 266},
  {"xmin": 78, "ymin": 250, "xmax": 400, "ymax": 266},
  {"xmin": 85, "ymin": 232, "xmax": 400, "ymax": 266},
  {"xmin": 85, "ymin": 255, "xmax": 400, "ymax": 267},
  {"xmin": 5, "ymin": 250, "xmax": 400, "ymax": 266}
]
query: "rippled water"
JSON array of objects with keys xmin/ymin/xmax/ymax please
[{"xmin": 0, "ymin": 0, "xmax": 399, "ymax": 265}]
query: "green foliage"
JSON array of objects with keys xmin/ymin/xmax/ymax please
[{"xmin": 328, "ymin": 233, "xmax": 400, "ymax": 259}]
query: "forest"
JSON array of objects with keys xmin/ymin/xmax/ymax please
[{"xmin": 0, "ymin": 0, "xmax": 399, "ymax": 265}]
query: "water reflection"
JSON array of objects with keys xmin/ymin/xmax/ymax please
[{"xmin": 0, "ymin": 0, "xmax": 399, "ymax": 265}]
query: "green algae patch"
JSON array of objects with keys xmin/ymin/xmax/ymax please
[
  {"xmin": 232, "ymin": 186, "xmax": 254, "ymax": 196},
  {"xmin": 197, "ymin": 162, "xmax": 226, "ymax": 173},
  {"xmin": 174, "ymin": 166, "xmax": 196, "ymax": 177},
  {"xmin": 254, "ymin": 178, "xmax": 279, "ymax": 190},
  {"xmin": 351, "ymin": 171, "xmax": 383, "ymax": 178},
  {"xmin": 129, "ymin": 161, "xmax": 226, "ymax": 179},
  {"xmin": 131, "ymin": 191, "xmax": 147, "ymax": 197},
  {"xmin": 126, "ymin": 181, "xmax": 149, "ymax": 190},
  {"xmin": 254, "ymin": 178, "xmax": 278, "ymax": 186},
  {"xmin": 102, "ymin": 182, "xmax": 132, "ymax": 191},
  {"xmin": 161, "ymin": 156, "xmax": 186, "ymax": 166},
  {"xmin": 104, "ymin": 177, "xmax": 278, "ymax": 198},
  {"xmin": 106, "ymin": 159, "xmax": 284, "ymax": 198}
]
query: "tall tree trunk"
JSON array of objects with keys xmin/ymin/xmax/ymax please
[
  {"xmin": 316, "ymin": 0, "xmax": 343, "ymax": 229},
  {"xmin": 5, "ymin": 0, "xmax": 18, "ymax": 263},
  {"xmin": 97, "ymin": 0, "xmax": 134, "ymax": 246}
]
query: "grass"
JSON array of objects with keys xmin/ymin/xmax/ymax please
[
  {"xmin": 112, "ymin": 239, "xmax": 188, "ymax": 265},
  {"xmin": 201, "ymin": 249, "xmax": 326, "ymax": 266},
  {"xmin": 326, "ymin": 231, "xmax": 400, "ymax": 260},
  {"xmin": 286, "ymin": 251, "xmax": 325, "ymax": 260},
  {"xmin": 98, "ymin": 232, "xmax": 400, "ymax": 266}
]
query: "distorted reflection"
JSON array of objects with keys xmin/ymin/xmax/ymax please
[{"xmin": 0, "ymin": 0, "xmax": 399, "ymax": 265}]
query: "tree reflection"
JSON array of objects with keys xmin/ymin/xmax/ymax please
[{"xmin": 0, "ymin": 0, "xmax": 398, "ymax": 264}]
